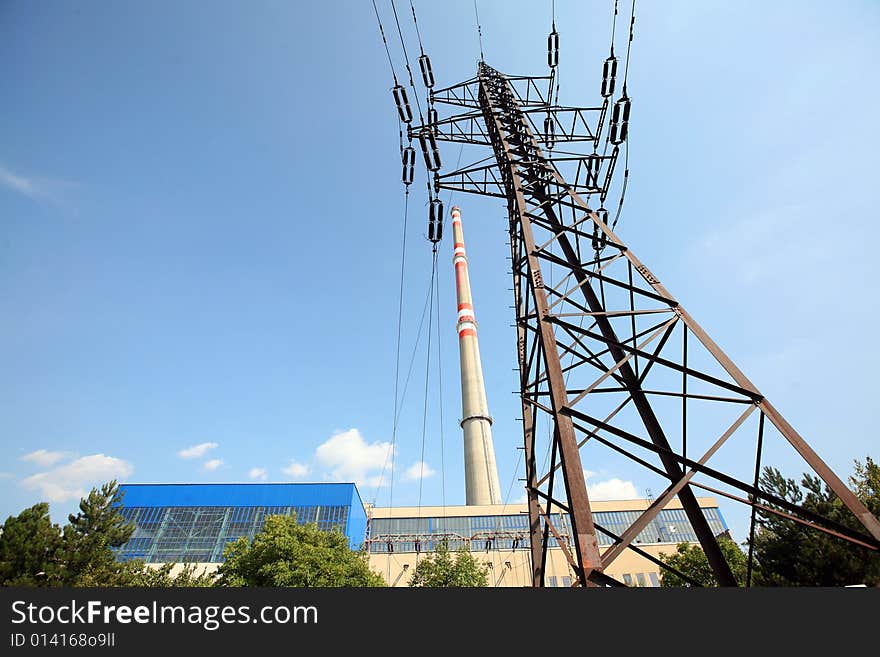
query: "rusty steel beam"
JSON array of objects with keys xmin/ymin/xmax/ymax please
[
  {"xmin": 423, "ymin": 59, "xmax": 880, "ymax": 587},
  {"xmin": 601, "ymin": 404, "xmax": 757, "ymax": 568},
  {"xmin": 493, "ymin": 103, "xmax": 740, "ymax": 585},
  {"xmin": 479, "ymin": 65, "xmax": 603, "ymax": 585}
]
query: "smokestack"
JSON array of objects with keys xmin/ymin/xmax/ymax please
[{"xmin": 451, "ymin": 206, "xmax": 502, "ymax": 505}]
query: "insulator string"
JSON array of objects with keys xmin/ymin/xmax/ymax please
[{"xmin": 390, "ymin": 0, "xmax": 425, "ymax": 122}]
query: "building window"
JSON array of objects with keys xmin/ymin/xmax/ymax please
[
  {"xmin": 648, "ymin": 572, "xmax": 660, "ymax": 587},
  {"xmin": 115, "ymin": 504, "xmax": 351, "ymax": 563},
  {"xmin": 548, "ymin": 576, "xmax": 558, "ymax": 587},
  {"xmin": 636, "ymin": 573, "xmax": 647, "ymax": 587},
  {"xmin": 622, "ymin": 573, "xmax": 633, "ymax": 586}
]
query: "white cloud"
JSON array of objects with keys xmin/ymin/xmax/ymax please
[
  {"xmin": 203, "ymin": 459, "xmax": 223, "ymax": 472},
  {"xmin": 248, "ymin": 467, "xmax": 268, "ymax": 481},
  {"xmin": 0, "ymin": 161, "xmax": 76, "ymax": 204},
  {"xmin": 403, "ymin": 461, "xmax": 436, "ymax": 482},
  {"xmin": 587, "ymin": 477, "xmax": 639, "ymax": 501},
  {"xmin": 281, "ymin": 460, "xmax": 309, "ymax": 479},
  {"xmin": 178, "ymin": 442, "xmax": 218, "ymax": 459},
  {"xmin": 21, "ymin": 449, "xmax": 69, "ymax": 468},
  {"xmin": 0, "ymin": 163, "xmax": 40, "ymax": 198},
  {"xmin": 21, "ymin": 454, "xmax": 133, "ymax": 503},
  {"xmin": 314, "ymin": 428, "xmax": 393, "ymax": 487}
]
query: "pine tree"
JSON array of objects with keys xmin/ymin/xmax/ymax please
[{"xmin": 0, "ymin": 503, "xmax": 64, "ymax": 586}]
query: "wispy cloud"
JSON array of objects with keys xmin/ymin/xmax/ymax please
[
  {"xmin": 178, "ymin": 442, "xmax": 218, "ymax": 459},
  {"xmin": 403, "ymin": 461, "xmax": 436, "ymax": 482},
  {"xmin": 0, "ymin": 163, "xmax": 40, "ymax": 198},
  {"xmin": 21, "ymin": 453, "xmax": 133, "ymax": 503},
  {"xmin": 584, "ymin": 470, "xmax": 639, "ymax": 501},
  {"xmin": 248, "ymin": 467, "xmax": 268, "ymax": 481},
  {"xmin": 21, "ymin": 449, "xmax": 70, "ymax": 468},
  {"xmin": 586, "ymin": 477, "xmax": 639, "ymax": 501},
  {"xmin": 281, "ymin": 460, "xmax": 309, "ymax": 479},
  {"xmin": 516, "ymin": 475, "xmax": 639, "ymax": 504},
  {"xmin": 0, "ymin": 161, "xmax": 76, "ymax": 204},
  {"xmin": 202, "ymin": 459, "xmax": 223, "ymax": 472}
]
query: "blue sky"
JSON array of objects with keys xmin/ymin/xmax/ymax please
[{"xmin": 2, "ymin": 1, "xmax": 878, "ymax": 542}]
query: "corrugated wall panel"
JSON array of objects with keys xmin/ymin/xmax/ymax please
[{"xmin": 119, "ymin": 483, "xmax": 359, "ymax": 509}]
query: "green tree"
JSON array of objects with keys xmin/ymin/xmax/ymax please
[
  {"xmin": 751, "ymin": 457, "xmax": 880, "ymax": 586},
  {"xmin": 62, "ymin": 481, "xmax": 136, "ymax": 585},
  {"xmin": 75, "ymin": 561, "xmax": 215, "ymax": 587},
  {"xmin": 0, "ymin": 503, "xmax": 64, "ymax": 586},
  {"xmin": 407, "ymin": 542, "xmax": 489, "ymax": 587},
  {"xmin": 127, "ymin": 562, "xmax": 215, "ymax": 587},
  {"xmin": 659, "ymin": 534, "xmax": 750, "ymax": 587},
  {"xmin": 215, "ymin": 515, "xmax": 385, "ymax": 587},
  {"xmin": 0, "ymin": 481, "xmax": 217, "ymax": 587}
]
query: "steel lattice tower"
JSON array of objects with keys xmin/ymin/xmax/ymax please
[{"xmin": 408, "ymin": 61, "xmax": 880, "ymax": 587}]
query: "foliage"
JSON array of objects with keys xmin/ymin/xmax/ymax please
[
  {"xmin": 0, "ymin": 503, "xmax": 64, "ymax": 586},
  {"xmin": 125, "ymin": 562, "xmax": 215, "ymax": 587},
  {"xmin": 659, "ymin": 534, "xmax": 750, "ymax": 587},
  {"xmin": 62, "ymin": 481, "xmax": 136, "ymax": 586},
  {"xmin": 407, "ymin": 541, "xmax": 489, "ymax": 587},
  {"xmin": 215, "ymin": 514, "xmax": 385, "ymax": 587},
  {"xmin": 658, "ymin": 457, "xmax": 880, "ymax": 587},
  {"xmin": 0, "ymin": 480, "xmax": 214, "ymax": 587},
  {"xmin": 751, "ymin": 457, "xmax": 880, "ymax": 586},
  {"xmin": 75, "ymin": 561, "xmax": 215, "ymax": 587}
]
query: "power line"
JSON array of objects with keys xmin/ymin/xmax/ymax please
[
  {"xmin": 371, "ymin": 0, "xmax": 399, "ymax": 85},
  {"xmin": 473, "ymin": 0, "xmax": 485, "ymax": 61},
  {"xmin": 610, "ymin": 0, "xmax": 618, "ymax": 55},
  {"xmin": 372, "ymin": 239, "xmax": 435, "ymax": 506},
  {"xmin": 611, "ymin": 140, "xmax": 629, "ymax": 231},
  {"xmin": 390, "ymin": 0, "xmax": 425, "ymax": 122},
  {"xmin": 622, "ymin": 0, "xmax": 636, "ymax": 92},
  {"xmin": 417, "ymin": 248, "xmax": 439, "ymax": 514},
  {"xmin": 434, "ymin": 246, "xmax": 447, "ymax": 511},
  {"xmin": 610, "ymin": 0, "xmax": 636, "ymax": 234},
  {"xmin": 408, "ymin": 0, "xmax": 426, "ymax": 55}
]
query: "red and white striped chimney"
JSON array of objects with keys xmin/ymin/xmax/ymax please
[{"xmin": 452, "ymin": 206, "xmax": 502, "ymax": 505}]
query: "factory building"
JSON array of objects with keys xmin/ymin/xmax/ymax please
[
  {"xmin": 113, "ymin": 206, "xmax": 729, "ymax": 586},
  {"xmin": 118, "ymin": 207, "xmax": 727, "ymax": 587},
  {"xmin": 114, "ymin": 482, "xmax": 728, "ymax": 586},
  {"xmin": 114, "ymin": 482, "xmax": 367, "ymax": 563},
  {"xmin": 367, "ymin": 498, "xmax": 728, "ymax": 587}
]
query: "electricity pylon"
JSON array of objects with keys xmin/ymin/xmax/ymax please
[{"xmin": 413, "ymin": 61, "xmax": 880, "ymax": 587}]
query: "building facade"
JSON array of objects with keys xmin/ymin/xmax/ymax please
[
  {"xmin": 114, "ymin": 483, "xmax": 728, "ymax": 586},
  {"xmin": 366, "ymin": 498, "xmax": 728, "ymax": 587},
  {"xmin": 114, "ymin": 483, "xmax": 367, "ymax": 563}
]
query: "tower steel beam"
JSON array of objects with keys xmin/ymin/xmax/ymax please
[
  {"xmin": 414, "ymin": 61, "xmax": 880, "ymax": 586},
  {"xmin": 477, "ymin": 62, "xmax": 737, "ymax": 585},
  {"xmin": 479, "ymin": 64, "xmax": 603, "ymax": 585}
]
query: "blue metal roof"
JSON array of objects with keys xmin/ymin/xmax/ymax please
[
  {"xmin": 117, "ymin": 482, "xmax": 368, "ymax": 551},
  {"xmin": 118, "ymin": 482, "xmax": 360, "ymax": 508}
]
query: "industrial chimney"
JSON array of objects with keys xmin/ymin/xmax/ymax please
[{"xmin": 451, "ymin": 206, "xmax": 502, "ymax": 505}]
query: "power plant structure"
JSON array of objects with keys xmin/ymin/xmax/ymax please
[
  {"xmin": 452, "ymin": 206, "xmax": 502, "ymax": 506},
  {"xmin": 371, "ymin": 0, "xmax": 880, "ymax": 587},
  {"xmin": 106, "ymin": 2, "xmax": 880, "ymax": 590}
]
